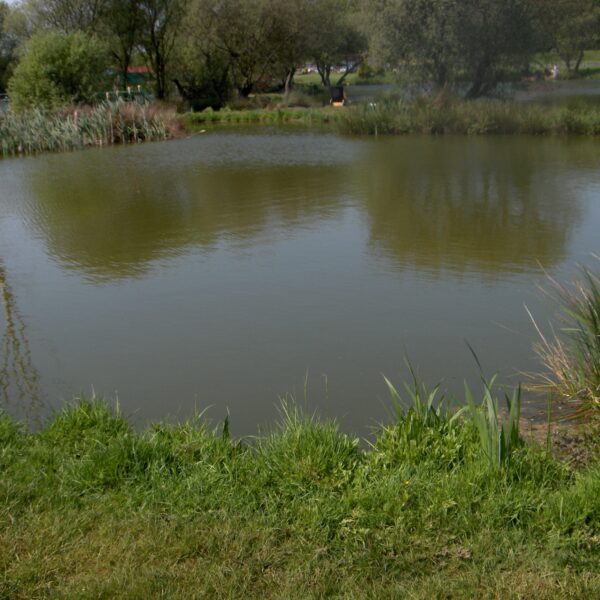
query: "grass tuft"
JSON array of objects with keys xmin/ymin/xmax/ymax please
[{"xmin": 528, "ymin": 262, "xmax": 600, "ymax": 416}]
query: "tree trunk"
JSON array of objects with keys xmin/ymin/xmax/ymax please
[
  {"xmin": 317, "ymin": 63, "xmax": 331, "ymax": 88},
  {"xmin": 239, "ymin": 82, "xmax": 253, "ymax": 97},
  {"xmin": 284, "ymin": 67, "xmax": 296, "ymax": 97},
  {"xmin": 574, "ymin": 50, "xmax": 584, "ymax": 74},
  {"xmin": 465, "ymin": 60, "xmax": 495, "ymax": 99},
  {"xmin": 154, "ymin": 49, "xmax": 166, "ymax": 99},
  {"xmin": 336, "ymin": 59, "xmax": 362, "ymax": 86}
]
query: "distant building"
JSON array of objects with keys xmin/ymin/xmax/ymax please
[{"xmin": 126, "ymin": 66, "xmax": 150, "ymax": 86}]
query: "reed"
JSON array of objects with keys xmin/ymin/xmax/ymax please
[
  {"xmin": 0, "ymin": 100, "xmax": 175, "ymax": 158},
  {"xmin": 528, "ymin": 263, "xmax": 600, "ymax": 416},
  {"xmin": 183, "ymin": 98, "xmax": 600, "ymax": 137},
  {"xmin": 183, "ymin": 106, "xmax": 340, "ymax": 129},
  {"xmin": 466, "ymin": 377, "xmax": 522, "ymax": 469},
  {"xmin": 336, "ymin": 97, "xmax": 600, "ymax": 136}
]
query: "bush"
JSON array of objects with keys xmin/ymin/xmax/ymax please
[{"xmin": 8, "ymin": 31, "xmax": 110, "ymax": 111}]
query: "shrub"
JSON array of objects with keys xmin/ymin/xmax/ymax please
[{"xmin": 8, "ymin": 31, "xmax": 110, "ymax": 111}]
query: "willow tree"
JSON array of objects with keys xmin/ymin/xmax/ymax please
[{"xmin": 362, "ymin": 0, "xmax": 537, "ymax": 97}]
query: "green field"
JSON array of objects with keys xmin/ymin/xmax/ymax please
[{"xmin": 294, "ymin": 71, "xmax": 396, "ymax": 87}]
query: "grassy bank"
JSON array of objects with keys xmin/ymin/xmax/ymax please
[
  {"xmin": 183, "ymin": 98, "xmax": 600, "ymax": 137},
  {"xmin": 2, "ymin": 269, "xmax": 600, "ymax": 598},
  {"xmin": 2, "ymin": 384, "xmax": 600, "ymax": 598},
  {"xmin": 4, "ymin": 96, "xmax": 600, "ymax": 161},
  {"xmin": 0, "ymin": 101, "xmax": 178, "ymax": 158},
  {"xmin": 183, "ymin": 106, "xmax": 340, "ymax": 129},
  {"xmin": 339, "ymin": 98, "xmax": 600, "ymax": 136}
]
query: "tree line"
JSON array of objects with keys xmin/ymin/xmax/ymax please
[{"xmin": 0, "ymin": 0, "xmax": 599, "ymax": 109}]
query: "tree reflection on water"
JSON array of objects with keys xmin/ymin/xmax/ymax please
[{"xmin": 0, "ymin": 260, "xmax": 42, "ymax": 423}]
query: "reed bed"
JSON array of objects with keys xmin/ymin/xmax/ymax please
[
  {"xmin": 185, "ymin": 98, "xmax": 600, "ymax": 137},
  {"xmin": 0, "ymin": 101, "xmax": 176, "ymax": 158},
  {"xmin": 184, "ymin": 106, "xmax": 340, "ymax": 129},
  {"xmin": 338, "ymin": 97, "xmax": 600, "ymax": 136}
]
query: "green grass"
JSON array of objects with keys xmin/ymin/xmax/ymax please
[
  {"xmin": 183, "ymin": 97, "xmax": 600, "ymax": 138},
  {"xmin": 294, "ymin": 71, "xmax": 396, "ymax": 87},
  {"xmin": 337, "ymin": 96, "xmax": 600, "ymax": 136},
  {"xmin": 2, "ymin": 377, "xmax": 600, "ymax": 598},
  {"xmin": 182, "ymin": 106, "xmax": 341, "ymax": 130}
]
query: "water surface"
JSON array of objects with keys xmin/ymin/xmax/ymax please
[{"xmin": 1, "ymin": 131, "xmax": 599, "ymax": 433}]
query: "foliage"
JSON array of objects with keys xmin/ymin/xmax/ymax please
[
  {"xmin": 533, "ymin": 0, "xmax": 600, "ymax": 74},
  {"xmin": 466, "ymin": 378, "xmax": 522, "ymax": 469},
  {"xmin": 138, "ymin": 0, "xmax": 185, "ymax": 99},
  {"xmin": 172, "ymin": 2, "xmax": 234, "ymax": 110},
  {"xmin": 101, "ymin": 0, "xmax": 144, "ymax": 89},
  {"xmin": 303, "ymin": 0, "xmax": 368, "ymax": 88},
  {"xmin": 0, "ymin": 1, "xmax": 18, "ymax": 93},
  {"xmin": 7, "ymin": 31, "xmax": 110, "ymax": 110},
  {"xmin": 4, "ymin": 0, "xmax": 600, "ymax": 106},
  {"xmin": 27, "ymin": 0, "xmax": 107, "ymax": 33},
  {"xmin": 363, "ymin": 0, "xmax": 538, "ymax": 98},
  {"xmin": 190, "ymin": 0, "xmax": 285, "ymax": 98}
]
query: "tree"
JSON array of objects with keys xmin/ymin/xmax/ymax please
[
  {"xmin": 138, "ymin": 0, "xmax": 184, "ymax": 99},
  {"xmin": 362, "ymin": 0, "xmax": 537, "ymax": 97},
  {"xmin": 541, "ymin": 0, "xmax": 600, "ymax": 74},
  {"xmin": 459, "ymin": 0, "xmax": 536, "ymax": 98},
  {"xmin": 265, "ymin": 0, "xmax": 310, "ymax": 95},
  {"xmin": 362, "ymin": 0, "xmax": 462, "ymax": 88},
  {"xmin": 8, "ymin": 31, "xmax": 110, "ymax": 109},
  {"xmin": 305, "ymin": 0, "xmax": 367, "ymax": 88},
  {"xmin": 192, "ymin": 0, "xmax": 280, "ymax": 98},
  {"xmin": 173, "ymin": 1, "xmax": 233, "ymax": 110},
  {"xmin": 0, "ymin": 1, "xmax": 18, "ymax": 92},
  {"xmin": 100, "ymin": 0, "xmax": 143, "ymax": 88},
  {"xmin": 28, "ymin": 0, "xmax": 108, "ymax": 33}
]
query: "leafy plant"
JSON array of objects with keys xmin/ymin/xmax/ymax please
[{"xmin": 466, "ymin": 377, "xmax": 522, "ymax": 469}]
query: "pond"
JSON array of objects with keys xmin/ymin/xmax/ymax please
[{"xmin": 0, "ymin": 130, "xmax": 599, "ymax": 434}]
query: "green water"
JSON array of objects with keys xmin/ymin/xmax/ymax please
[{"xmin": 0, "ymin": 131, "xmax": 599, "ymax": 433}]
